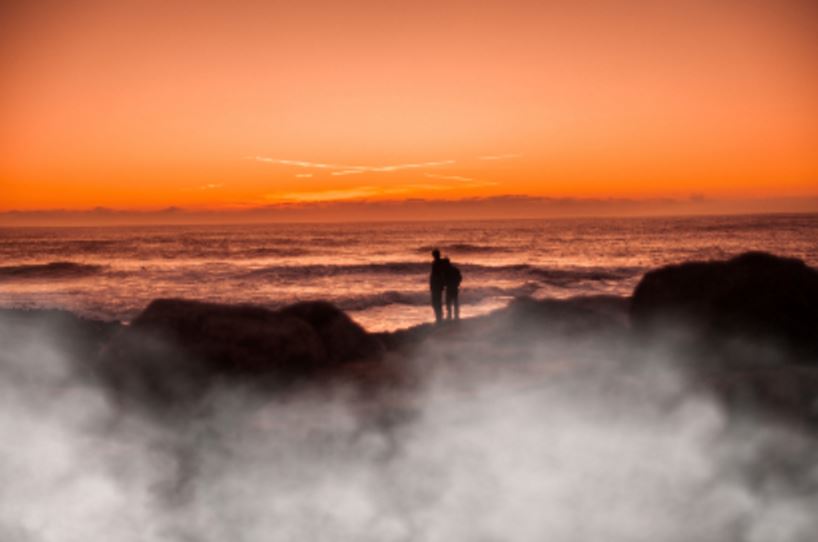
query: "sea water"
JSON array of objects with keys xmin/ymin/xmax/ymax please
[{"xmin": 1, "ymin": 214, "xmax": 817, "ymax": 331}]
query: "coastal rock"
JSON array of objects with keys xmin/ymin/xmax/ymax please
[
  {"xmin": 278, "ymin": 300, "xmax": 384, "ymax": 364},
  {"xmin": 700, "ymin": 365, "xmax": 818, "ymax": 424},
  {"xmin": 129, "ymin": 299, "xmax": 327, "ymax": 375},
  {"xmin": 630, "ymin": 252, "xmax": 818, "ymax": 355},
  {"xmin": 99, "ymin": 299, "xmax": 383, "ymax": 405}
]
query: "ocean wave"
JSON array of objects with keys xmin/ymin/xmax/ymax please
[
  {"xmin": 228, "ymin": 247, "xmax": 312, "ymax": 258},
  {"xmin": 417, "ymin": 243, "xmax": 512, "ymax": 254},
  {"xmin": 244, "ymin": 262, "xmax": 430, "ymax": 278},
  {"xmin": 327, "ymin": 283, "xmax": 543, "ymax": 311},
  {"xmin": 530, "ymin": 266, "xmax": 644, "ymax": 286},
  {"xmin": 0, "ymin": 262, "xmax": 105, "ymax": 280},
  {"xmin": 243, "ymin": 261, "xmax": 643, "ymax": 283}
]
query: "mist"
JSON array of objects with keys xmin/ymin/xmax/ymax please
[{"xmin": 1, "ymin": 311, "xmax": 816, "ymax": 542}]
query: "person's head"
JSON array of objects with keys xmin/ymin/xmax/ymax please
[{"xmin": 432, "ymin": 249, "xmax": 441, "ymax": 260}]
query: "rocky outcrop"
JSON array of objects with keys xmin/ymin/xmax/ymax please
[
  {"xmin": 4, "ymin": 253, "xmax": 817, "ymax": 423},
  {"xmin": 277, "ymin": 301, "xmax": 383, "ymax": 365},
  {"xmin": 98, "ymin": 299, "xmax": 383, "ymax": 406},
  {"xmin": 631, "ymin": 252, "xmax": 818, "ymax": 356}
]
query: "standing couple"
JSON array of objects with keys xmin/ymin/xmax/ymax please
[{"xmin": 429, "ymin": 249, "xmax": 462, "ymax": 323}]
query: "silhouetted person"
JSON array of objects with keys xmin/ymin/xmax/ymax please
[
  {"xmin": 443, "ymin": 258, "xmax": 462, "ymax": 320},
  {"xmin": 430, "ymin": 249, "xmax": 445, "ymax": 323}
]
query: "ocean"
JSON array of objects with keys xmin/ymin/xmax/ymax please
[{"xmin": 1, "ymin": 214, "xmax": 817, "ymax": 331}]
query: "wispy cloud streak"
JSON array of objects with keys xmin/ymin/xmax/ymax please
[
  {"xmin": 268, "ymin": 186, "xmax": 385, "ymax": 202},
  {"xmin": 424, "ymin": 173, "xmax": 477, "ymax": 182},
  {"xmin": 253, "ymin": 156, "xmax": 455, "ymax": 174},
  {"xmin": 264, "ymin": 177, "xmax": 490, "ymax": 203}
]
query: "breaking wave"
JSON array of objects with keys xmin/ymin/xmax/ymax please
[
  {"xmin": 332, "ymin": 283, "xmax": 542, "ymax": 311},
  {"xmin": 0, "ymin": 262, "xmax": 105, "ymax": 281},
  {"xmin": 417, "ymin": 243, "xmax": 512, "ymax": 254},
  {"xmin": 243, "ymin": 261, "xmax": 644, "ymax": 284}
]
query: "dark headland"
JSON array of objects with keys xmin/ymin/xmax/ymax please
[{"xmin": 2, "ymin": 252, "xmax": 817, "ymax": 427}]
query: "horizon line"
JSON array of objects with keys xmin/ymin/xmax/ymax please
[
  {"xmin": 0, "ymin": 195, "xmax": 818, "ymax": 228},
  {"xmin": 3, "ymin": 193, "xmax": 818, "ymax": 215}
]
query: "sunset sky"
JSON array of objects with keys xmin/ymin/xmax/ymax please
[{"xmin": 1, "ymin": 0, "xmax": 817, "ymax": 221}]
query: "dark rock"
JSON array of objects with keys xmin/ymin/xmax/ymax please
[
  {"xmin": 631, "ymin": 252, "xmax": 818, "ymax": 356},
  {"xmin": 128, "ymin": 299, "xmax": 326, "ymax": 376},
  {"xmin": 278, "ymin": 300, "xmax": 384, "ymax": 364},
  {"xmin": 700, "ymin": 366, "xmax": 818, "ymax": 425},
  {"xmin": 98, "ymin": 299, "xmax": 383, "ymax": 407},
  {"xmin": 375, "ymin": 295, "xmax": 630, "ymax": 373},
  {"xmin": 502, "ymin": 295, "xmax": 629, "ymax": 335}
]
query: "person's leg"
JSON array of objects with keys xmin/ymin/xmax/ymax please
[
  {"xmin": 431, "ymin": 289, "xmax": 443, "ymax": 322},
  {"xmin": 454, "ymin": 289, "xmax": 460, "ymax": 319},
  {"xmin": 445, "ymin": 289, "xmax": 453, "ymax": 320}
]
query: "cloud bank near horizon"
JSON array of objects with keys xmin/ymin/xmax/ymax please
[{"xmin": 1, "ymin": 195, "xmax": 817, "ymax": 226}]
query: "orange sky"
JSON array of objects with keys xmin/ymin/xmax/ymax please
[{"xmin": 1, "ymin": 0, "xmax": 817, "ymax": 217}]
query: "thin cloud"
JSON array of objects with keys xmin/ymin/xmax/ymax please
[
  {"xmin": 263, "ymin": 184, "xmax": 438, "ymax": 204},
  {"xmin": 265, "ymin": 178, "xmax": 496, "ymax": 204},
  {"xmin": 255, "ymin": 156, "xmax": 499, "ymax": 203},
  {"xmin": 266, "ymin": 186, "xmax": 384, "ymax": 203},
  {"xmin": 425, "ymin": 173, "xmax": 477, "ymax": 182},
  {"xmin": 254, "ymin": 157, "xmax": 351, "ymax": 170},
  {"xmin": 372, "ymin": 160, "xmax": 455, "ymax": 172},
  {"xmin": 253, "ymin": 156, "xmax": 455, "ymax": 174}
]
